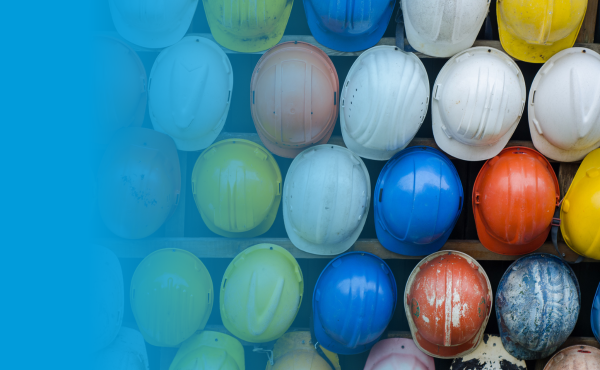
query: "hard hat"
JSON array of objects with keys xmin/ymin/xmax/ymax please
[
  {"xmin": 251, "ymin": 42, "xmax": 338, "ymax": 158},
  {"xmin": 304, "ymin": 0, "xmax": 395, "ymax": 52},
  {"xmin": 374, "ymin": 146, "xmax": 463, "ymax": 256},
  {"xmin": 202, "ymin": 0, "xmax": 293, "ymax": 52},
  {"xmin": 313, "ymin": 252, "xmax": 397, "ymax": 355},
  {"xmin": 432, "ymin": 47, "xmax": 526, "ymax": 161},
  {"xmin": 497, "ymin": 0, "xmax": 587, "ymax": 63},
  {"xmin": 559, "ymin": 148, "xmax": 600, "ymax": 259},
  {"xmin": 89, "ymin": 245, "xmax": 123, "ymax": 353},
  {"xmin": 191, "ymin": 139, "xmax": 281, "ymax": 238},
  {"xmin": 149, "ymin": 36, "xmax": 233, "ymax": 151},
  {"xmin": 220, "ymin": 244, "xmax": 303, "ymax": 343},
  {"xmin": 496, "ymin": 253, "xmax": 580, "ymax": 360},
  {"xmin": 364, "ymin": 338, "xmax": 435, "ymax": 370},
  {"xmin": 450, "ymin": 335, "xmax": 526, "ymax": 370},
  {"xmin": 528, "ymin": 48, "xmax": 600, "ymax": 162},
  {"xmin": 92, "ymin": 327, "xmax": 149, "ymax": 370},
  {"xmin": 97, "ymin": 127, "xmax": 181, "ymax": 239},
  {"xmin": 401, "ymin": 0, "xmax": 490, "ymax": 57},
  {"xmin": 341, "ymin": 46, "xmax": 430, "ymax": 161},
  {"xmin": 405, "ymin": 250, "xmax": 492, "ymax": 359},
  {"xmin": 593, "ymin": 283, "xmax": 600, "ymax": 343},
  {"xmin": 130, "ymin": 249, "xmax": 213, "ymax": 347},
  {"xmin": 473, "ymin": 147, "xmax": 559, "ymax": 255},
  {"xmin": 266, "ymin": 332, "xmax": 341, "ymax": 370},
  {"xmin": 283, "ymin": 145, "xmax": 370, "ymax": 255},
  {"xmin": 544, "ymin": 345, "xmax": 600, "ymax": 370},
  {"xmin": 109, "ymin": 0, "xmax": 198, "ymax": 48},
  {"xmin": 93, "ymin": 36, "xmax": 146, "ymax": 145},
  {"xmin": 169, "ymin": 332, "xmax": 245, "ymax": 370}
]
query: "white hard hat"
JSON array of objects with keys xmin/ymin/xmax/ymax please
[
  {"xmin": 450, "ymin": 335, "xmax": 526, "ymax": 370},
  {"xmin": 529, "ymin": 47, "xmax": 600, "ymax": 162},
  {"xmin": 402, "ymin": 0, "xmax": 490, "ymax": 57},
  {"xmin": 283, "ymin": 145, "xmax": 371, "ymax": 255},
  {"xmin": 341, "ymin": 46, "xmax": 430, "ymax": 161},
  {"xmin": 432, "ymin": 47, "xmax": 526, "ymax": 161},
  {"xmin": 149, "ymin": 37, "xmax": 233, "ymax": 151},
  {"xmin": 92, "ymin": 327, "xmax": 149, "ymax": 370},
  {"xmin": 89, "ymin": 245, "xmax": 123, "ymax": 353},
  {"xmin": 109, "ymin": 0, "xmax": 198, "ymax": 48}
]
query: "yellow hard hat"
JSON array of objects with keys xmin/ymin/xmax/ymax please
[
  {"xmin": 497, "ymin": 0, "xmax": 587, "ymax": 63},
  {"xmin": 169, "ymin": 331, "xmax": 245, "ymax": 370},
  {"xmin": 220, "ymin": 244, "xmax": 303, "ymax": 343},
  {"xmin": 266, "ymin": 332, "xmax": 340, "ymax": 370},
  {"xmin": 191, "ymin": 139, "xmax": 282, "ymax": 238},
  {"xmin": 130, "ymin": 249, "xmax": 213, "ymax": 347},
  {"xmin": 202, "ymin": 0, "xmax": 293, "ymax": 53},
  {"xmin": 561, "ymin": 148, "xmax": 600, "ymax": 260}
]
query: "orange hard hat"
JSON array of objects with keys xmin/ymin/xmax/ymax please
[
  {"xmin": 473, "ymin": 147, "xmax": 559, "ymax": 255},
  {"xmin": 250, "ymin": 41, "xmax": 339, "ymax": 158},
  {"xmin": 405, "ymin": 251, "xmax": 493, "ymax": 359}
]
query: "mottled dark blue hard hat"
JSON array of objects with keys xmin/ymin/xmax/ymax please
[{"xmin": 495, "ymin": 253, "xmax": 580, "ymax": 360}]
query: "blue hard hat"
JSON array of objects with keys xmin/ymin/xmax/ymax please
[
  {"xmin": 312, "ymin": 252, "xmax": 397, "ymax": 355},
  {"xmin": 303, "ymin": 0, "xmax": 396, "ymax": 52},
  {"xmin": 593, "ymin": 282, "xmax": 600, "ymax": 343},
  {"xmin": 495, "ymin": 254, "xmax": 581, "ymax": 360},
  {"xmin": 374, "ymin": 146, "xmax": 463, "ymax": 256}
]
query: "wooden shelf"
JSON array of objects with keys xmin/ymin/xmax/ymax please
[
  {"xmin": 101, "ymin": 31, "xmax": 600, "ymax": 58},
  {"xmin": 99, "ymin": 237, "xmax": 596, "ymax": 262},
  {"xmin": 214, "ymin": 132, "xmax": 573, "ymax": 163}
]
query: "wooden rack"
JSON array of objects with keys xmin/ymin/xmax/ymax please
[{"xmin": 99, "ymin": 2, "xmax": 600, "ymax": 366}]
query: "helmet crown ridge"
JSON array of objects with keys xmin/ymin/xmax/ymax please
[{"xmin": 246, "ymin": 271, "xmax": 285, "ymax": 336}]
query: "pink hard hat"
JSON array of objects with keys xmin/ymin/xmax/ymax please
[
  {"xmin": 251, "ymin": 41, "xmax": 339, "ymax": 158},
  {"xmin": 364, "ymin": 338, "xmax": 435, "ymax": 370}
]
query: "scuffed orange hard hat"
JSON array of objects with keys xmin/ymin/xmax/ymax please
[
  {"xmin": 405, "ymin": 251, "xmax": 493, "ymax": 359},
  {"xmin": 251, "ymin": 42, "xmax": 339, "ymax": 158},
  {"xmin": 473, "ymin": 147, "xmax": 559, "ymax": 255}
]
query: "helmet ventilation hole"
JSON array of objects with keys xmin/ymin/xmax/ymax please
[
  {"xmin": 488, "ymin": 49, "xmax": 491, "ymax": 53},
  {"xmin": 223, "ymin": 279, "xmax": 227, "ymax": 289}
]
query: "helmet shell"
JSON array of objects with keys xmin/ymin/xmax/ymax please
[
  {"xmin": 304, "ymin": 0, "xmax": 395, "ymax": 52},
  {"xmin": 92, "ymin": 327, "xmax": 149, "ymax": 370},
  {"xmin": 266, "ymin": 332, "xmax": 341, "ymax": 370},
  {"xmin": 593, "ymin": 283, "xmax": 600, "ymax": 343},
  {"xmin": 561, "ymin": 148, "xmax": 600, "ymax": 259},
  {"xmin": 220, "ymin": 244, "xmax": 303, "ymax": 343},
  {"xmin": 374, "ymin": 146, "xmax": 463, "ymax": 256},
  {"xmin": 203, "ymin": 0, "xmax": 293, "ymax": 52},
  {"xmin": 529, "ymin": 48, "xmax": 600, "ymax": 162},
  {"xmin": 313, "ymin": 252, "xmax": 397, "ymax": 355},
  {"xmin": 497, "ymin": 0, "xmax": 587, "ymax": 63},
  {"xmin": 496, "ymin": 253, "xmax": 581, "ymax": 360},
  {"xmin": 130, "ymin": 249, "xmax": 214, "ymax": 347},
  {"xmin": 93, "ymin": 37, "xmax": 146, "ymax": 145},
  {"xmin": 97, "ymin": 127, "xmax": 181, "ymax": 239},
  {"xmin": 405, "ymin": 251, "xmax": 493, "ymax": 359},
  {"xmin": 109, "ymin": 0, "xmax": 198, "ymax": 48},
  {"xmin": 341, "ymin": 46, "xmax": 430, "ymax": 161},
  {"xmin": 89, "ymin": 245, "xmax": 123, "ymax": 353},
  {"xmin": 283, "ymin": 145, "xmax": 370, "ymax": 255},
  {"xmin": 402, "ymin": 0, "xmax": 490, "ymax": 57},
  {"xmin": 450, "ymin": 334, "xmax": 526, "ymax": 370},
  {"xmin": 432, "ymin": 47, "xmax": 526, "ymax": 161},
  {"xmin": 149, "ymin": 37, "xmax": 233, "ymax": 151},
  {"xmin": 169, "ymin": 332, "xmax": 245, "ymax": 370},
  {"xmin": 544, "ymin": 345, "xmax": 600, "ymax": 370},
  {"xmin": 251, "ymin": 42, "xmax": 338, "ymax": 158},
  {"xmin": 473, "ymin": 147, "xmax": 559, "ymax": 255},
  {"xmin": 364, "ymin": 338, "xmax": 435, "ymax": 370},
  {"xmin": 191, "ymin": 139, "xmax": 282, "ymax": 238}
]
